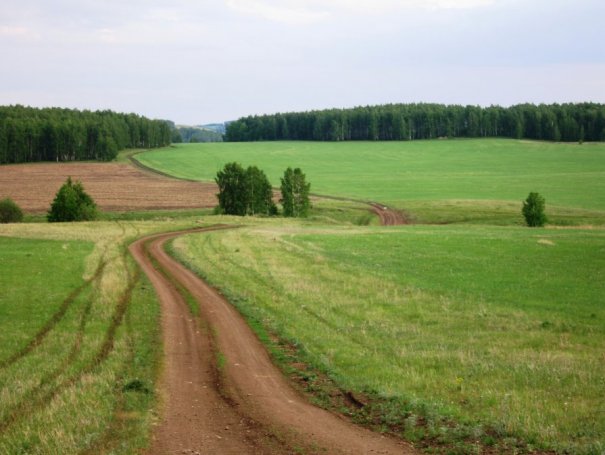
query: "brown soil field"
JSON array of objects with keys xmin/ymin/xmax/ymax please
[{"xmin": 0, "ymin": 162, "xmax": 218, "ymax": 213}]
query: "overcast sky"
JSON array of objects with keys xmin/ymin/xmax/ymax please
[{"xmin": 1, "ymin": 0, "xmax": 604, "ymax": 124}]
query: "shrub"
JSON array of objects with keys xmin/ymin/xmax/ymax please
[
  {"xmin": 0, "ymin": 198, "xmax": 24, "ymax": 223},
  {"xmin": 522, "ymin": 192, "xmax": 546, "ymax": 227},
  {"xmin": 47, "ymin": 177, "xmax": 98, "ymax": 222}
]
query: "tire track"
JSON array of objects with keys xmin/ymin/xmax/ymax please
[
  {"xmin": 0, "ymin": 259, "xmax": 106, "ymax": 371},
  {"xmin": 0, "ymin": 248, "xmax": 137, "ymax": 435}
]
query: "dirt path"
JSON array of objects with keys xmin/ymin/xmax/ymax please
[
  {"xmin": 369, "ymin": 203, "xmax": 407, "ymax": 225},
  {"xmin": 130, "ymin": 227, "xmax": 416, "ymax": 454}
]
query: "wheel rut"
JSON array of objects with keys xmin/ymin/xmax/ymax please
[{"xmin": 130, "ymin": 227, "xmax": 415, "ymax": 454}]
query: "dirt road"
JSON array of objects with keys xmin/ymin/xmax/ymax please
[
  {"xmin": 130, "ymin": 227, "xmax": 415, "ymax": 454},
  {"xmin": 369, "ymin": 203, "xmax": 407, "ymax": 225}
]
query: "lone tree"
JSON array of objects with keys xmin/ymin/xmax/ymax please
[
  {"xmin": 47, "ymin": 177, "xmax": 98, "ymax": 222},
  {"xmin": 0, "ymin": 198, "xmax": 24, "ymax": 223},
  {"xmin": 522, "ymin": 192, "xmax": 546, "ymax": 227},
  {"xmin": 215, "ymin": 162, "xmax": 276, "ymax": 216},
  {"xmin": 280, "ymin": 167, "xmax": 310, "ymax": 217}
]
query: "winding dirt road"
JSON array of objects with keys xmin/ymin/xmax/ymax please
[
  {"xmin": 130, "ymin": 227, "xmax": 415, "ymax": 454},
  {"xmin": 369, "ymin": 203, "xmax": 407, "ymax": 226}
]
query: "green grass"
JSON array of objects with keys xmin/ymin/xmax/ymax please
[
  {"xmin": 0, "ymin": 237, "xmax": 93, "ymax": 358},
  {"xmin": 171, "ymin": 223, "xmax": 605, "ymax": 454},
  {"xmin": 135, "ymin": 139, "xmax": 605, "ymax": 224},
  {"xmin": 0, "ymin": 219, "xmax": 208, "ymax": 454}
]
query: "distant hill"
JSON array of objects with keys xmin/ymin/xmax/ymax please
[
  {"xmin": 175, "ymin": 125, "xmax": 224, "ymax": 143},
  {"xmin": 197, "ymin": 123, "xmax": 227, "ymax": 135}
]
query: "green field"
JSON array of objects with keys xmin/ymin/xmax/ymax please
[
  {"xmin": 2, "ymin": 137, "xmax": 604, "ymax": 454},
  {"xmin": 0, "ymin": 220, "xmax": 202, "ymax": 454},
  {"xmin": 171, "ymin": 223, "xmax": 605, "ymax": 454},
  {"xmin": 136, "ymin": 139, "xmax": 605, "ymax": 224}
]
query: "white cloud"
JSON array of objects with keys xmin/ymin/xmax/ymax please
[
  {"xmin": 0, "ymin": 26, "xmax": 29, "ymax": 36},
  {"xmin": 327, "ymin": 0, "xmax": 496, "ymax": 12},
  {"xmin": 225, "ymin": 0, "xmax": 329, "ymax": 25},
  {"xmin": 224, "ymin": 0, "xmax": 497, "ymax": 23}
]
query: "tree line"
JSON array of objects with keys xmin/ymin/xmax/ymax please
[
  {"xmin": 0, "ymin": 105, "xmax": 172, "ymax": 164},
  {"xmin": 224, "ymin": 102, "xmax": 605, "ymax": 143}
]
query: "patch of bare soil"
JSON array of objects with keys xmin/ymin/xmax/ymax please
[
  {"xmin": 0, "ymin": 162, "xmax": 217, "ymax": 213},
  {"xmin": 130, "ymin": 227, "xmax": 416, "ymax": 454}
]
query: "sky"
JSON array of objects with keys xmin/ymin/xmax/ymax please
[{"xmin": 1, "ymin": 0, "xmax": 604, "ymax": 125}]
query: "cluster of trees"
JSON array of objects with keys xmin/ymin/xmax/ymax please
[
  {"xmin": 216, "ymin": 163, "xmax": 310, "ymax": 217},
  {"xmin": 215, "ymin": 163, "xmax": 276, "ymax": 216},
  {"xmin": 225, "ymin": 103, "xmax": 605, "ymax": 143},
  {"xmin": 0, "ymin": 105, "xmax": 172, "ymax": 164}
]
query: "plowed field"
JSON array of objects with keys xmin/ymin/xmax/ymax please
[{"xmin": 0, "ymin": 162, "xmax": 217, "ymax": 213}]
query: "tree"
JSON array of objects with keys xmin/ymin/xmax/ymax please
[
  {"xmin": 0, "ymin": 198, "xmax": 24, "ymax": 223},
  {"xmin": 47, "ymin": 177, "xmax": 98, "ymax": 222},
  {"xmin": 522, "ymin": 192, "xmax": 546, "ymax": 227},
  {"xmin": 280, "ymin": 167, "xmax": 311, "ymax": 217},
  {"xmin": 215, "ymin": 163, "xmax": 278, "ymax": 216},
  {"xmin": 215, "ymin": 162, "xmax": 247, "ymax": 215},
  {"xmin": 245, "ymin": 166, "xmax": 276, "ymax": 216}
]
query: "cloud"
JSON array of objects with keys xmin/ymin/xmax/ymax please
[
  {"xmin": 327, "ymin": 0, "xmax": 496, "ymax": 12},
  {"xmin": 224, "ymin": 0, "xmax": 497, "ymax": 23},
  {"xmin": 225, "ymin": 0, "xmax": 330, "ymax": 25},
  {"xmin": 0, "ymin": 26, "xmax": 30, "ymax": 36}
]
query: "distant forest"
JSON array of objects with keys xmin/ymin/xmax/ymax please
[
  {"xmin": 175, "ymin": 126, "xmax": 224, "ymax": 143},
  {"xmin": 0, "ymin": 105, "xmax": 172, "ymax": 164},
  {"xmin": 225, "ymin": 103, "xmax": 605, "ymax": 143}
]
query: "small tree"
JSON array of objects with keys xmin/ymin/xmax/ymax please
[
  {"xmin": 280, "ymin": 167, "xmax": 310, "ymax": 217},
  {"xmin": 0, "ymin": 198, "xmax": 24, "ymax": 223},
  {"xmin": 48, "ymin": 177, "xmax": 98, "ymax": 222},
  {"xmin": 245, "ymin": 166, "xmax": 276, "ymax": 216},
  {"xmin": 215, "ymin": 162, "xmax": 247, "ymax": 215},
  {"xmin": 522, "ymin": 192, "xmax": 546, "ymax": 227}
]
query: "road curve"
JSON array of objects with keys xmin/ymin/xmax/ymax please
[
  {"xmin": 369, "ymin": 203, "xmax": 408, "ymax": 226},
  {"xmin": 130, "ymin": 227, "xmax": 415, "ymax": 454}
]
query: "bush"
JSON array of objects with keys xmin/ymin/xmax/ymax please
[
  {"xmin": 0, "ymin": 198, "xmax": 24, "ymax": 223},
  {"xmin": 522, "ymin": 192, "xmax": 546, "ymax": 227},
  {"xmin": 47, "ymin": 177, "xmax": 98, "ymax": 222}
]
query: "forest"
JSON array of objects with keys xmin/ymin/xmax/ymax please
[
  {"xmin": 0, "ymin": 105, "xmax": 172, "ymax": 164},
  {"xmin": 225, "ymin": 102, "xmax": 605, "ymax": 143}
]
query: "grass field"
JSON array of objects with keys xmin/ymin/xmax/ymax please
[
  {"xmin": 0, "ymin": 218, "xmax": 205, "ymax": 454},
  {"xmin": 2, "ymin": 137, "xmax": 603, "ymax": 454},
  {"xmin": 135, "ymin": 139, "xmax": 605, "ymax": 224},
  {"xmin": 171, "ymin": 223, "xmax": 605, "ymax": 454}
]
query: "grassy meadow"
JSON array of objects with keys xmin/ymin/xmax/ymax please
[
  {"xmin": 0, "ymin": 218, "xmax": 204, "ymax": 454},
  {"xmin": 2, "ymin": 137, "xmax": 603, "ymax": 454},
  {"xmin": 171, "ymin": 223, "xmax": 605, "ymax": 454},
  {"xmin": 136, "ymin": 139, "xmax": 605, "ymax": 225}
]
